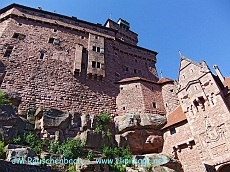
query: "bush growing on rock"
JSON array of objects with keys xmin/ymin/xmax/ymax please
[
  {"xmin": 95, "ymin": 112, "xmax": 111, "ymax": 132},
  {"xmin": 0, "ymin": 141, "xmax": 5, "ymax": 157},
  {"xmin": 48, "ymin": 140, "xmax": 60, "ymax": 154},
  {"xmin": 102, "ymin": 146, "xmax": 132, "ymax": 161},
  {"xmin": 0, "ymin": 90, "xmax": 11, "ymax": 105},
  {"xmin": 48, "ymin": 138, "xmax": 83, "ymax": 159},
  {"xmin": 12, "ymin": 132, "xmax": 45, "ymax": 153}
]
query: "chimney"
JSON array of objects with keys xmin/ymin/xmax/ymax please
[{"xmin": 213, "ymin": 65, "xmax": 225, "ymax": 83}]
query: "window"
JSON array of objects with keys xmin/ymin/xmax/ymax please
[
  {"xmin": 165, "ymin": 103, "xmax": 168, "ymax": 107},
  {"xmin": 104, "ymin": 29, "xmax": 108, "ymax": 33},
  {"xmin": 4, "ymin": 46, "xmax": 13, "ymax": 58},
  {"xmin": 92, "ymin": 46, "xmax": 96, "ymax": 51},
  {"xmin": 170, "ymin": 128, "xmax": 176, "ymax": 135},
  {"xmin": 12, "ymin": 33, "xmax": 26, "ymax": 40},
  {"xmin": 40, "ymin": 52, "xmax": 44, "ymax": 59},
  {"xmin": 97, "ymin": 47, "xmax": 100, "ymax": 52},
  {"xmin": 152, "ymin": 102, "xmax": 157, "ymax": 108},
  {"xmin": 170, "ymin": 89, "xmax": 173, "ymax": 93},
  {"xmin": 92, "ymin": 61, "xmax": 96, "ymax": 68},
  {"xmin": 81, "ymin": 36, "xmax": 84, "ymax": 39},
  {"xmin": 123, "ymin": 107, "xmax": 126, "ymax": 110},
  {"xmin": 97, "ymin": 62, "xmax": 101, "ymax": 68},
  {"xmin": 53, "ymin": 29, "xmax": 57, "ymax": 32},
  {"xmin": 120, "ymin": 87, "xmax": 123, "ymax": 90},
  {"xmin": 134, "ymin": 69, "xmax": 137, "ymax": 74},
  {"xmin": 18, "ymin": 23, "xmax": 22, "ymax": 26},
  {"xmin": 95, "ymin": 35, "xmax": 99, "ymax": 39},
  {"xmin": 100, "ymin": 48, "xmax": 104, "ymax": 54},
  {"xmin": 48, "ymin": 38, "xmax": 60, "ymax": 45}
]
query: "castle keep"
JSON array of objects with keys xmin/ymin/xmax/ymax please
[{"xmin": 0, "ymin": 4, "xmax": 230, "ymax": 172}]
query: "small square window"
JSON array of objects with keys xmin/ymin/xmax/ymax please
[
  {"xmin": 92, "ymin": 61, "xmax": 96, "ymax": 68},
  {"xmin": 81, "ymin": 36, "xmax": 84, "ymax": 39},
  {"xmin": 170, "ymin": 128, "xmax": 176, "ymax": 135},
  {"xmin": 152, "ymin": 102, "xmax": 157, "ymax": 108},
  {"xmin": 48, "ymin": 38, "xmax": 60, "ymax": 45}
]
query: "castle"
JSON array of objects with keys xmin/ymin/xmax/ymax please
[{"xmin": 0, "ymin": 3, "xmax": 230, "ymax": 172}]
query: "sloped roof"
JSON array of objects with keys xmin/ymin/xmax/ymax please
[
  {"xmin": 161, "ymin": 106, "xmax": 187, "ymax": 130},
  {"xmin": 157, "ymin": 77, "xmax": 174, "ymax": 84},
  {"xmin": 117, "ymin": 77, "xmax": 174, "ymax": 85},
  {"xmin": 117, "ymin": 77, "xmax": 157, "ymax": 84}
]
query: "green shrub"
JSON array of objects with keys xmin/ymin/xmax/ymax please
[
  {"xmin": 111, "ymin": 164, "xmax": 126, "ymax": 172},
  {"xmin": 48, "ymin": 140, "xmax": 60, "ymax": 154},
  {"xmin": 87, "ymin": 150, "xmax": 94, "ymax": 161},
  {"xmin": 102, "ymin": 146, "xmax": 132, "ymax": 160},
  {"xmin": 58, "ymin": 138, "xmax": 83, "ymax": 159},
  {"xmin": 106, "ymin": 129, "xmax": 112, "ymax": 138},
  {"xmin": 12, "ymin": 132, "xmax": 45, "ymax": 153},
  {"xmin": 0, "ymin": 90, "xmax": 11, "ymax": 105},
  {"xmin": 0, "ymin": 141, "xmax": 5, "ymax": 157},
  {"xmin": 95, "ymin": 112, "xmax": 111, "ymax": 132},
  {"xmin": 68, "ymin": 164, "xmax": 77, "ymax": 172}
]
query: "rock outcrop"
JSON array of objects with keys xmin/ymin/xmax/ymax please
[{"xmin": 114, "ymin": 114, "xmax": 166, "ymax": 154}]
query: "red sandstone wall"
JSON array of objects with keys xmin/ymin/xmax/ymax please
[
  {"xmin": 116, "ymin": 82, "xmax": 144, "ymax": 115},
  {"xmin": 161, "ymin": 82, "xmax": 180, "ymax": 115},
  {"xmin": 177, "ymin": 58, "xmax": 230, "ymax": 167},
  {"xmin": 0, "ymin": 6, "xmax": 159, "ymax": 116},
  {"xmin": 0, "ymin": 17, "xmax": 116, "ymax": 115},
  {"xmin": 163, "ymin": 122, "xmax": 205, "ymax": 172},
  {"xmin": 141, "ymin": 82, "xmax": 165, "ymax": 114}
]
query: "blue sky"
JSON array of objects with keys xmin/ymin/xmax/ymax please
[{"xmin": 0, "ymin": 0, "xmax": 229, "ymax": 79}]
